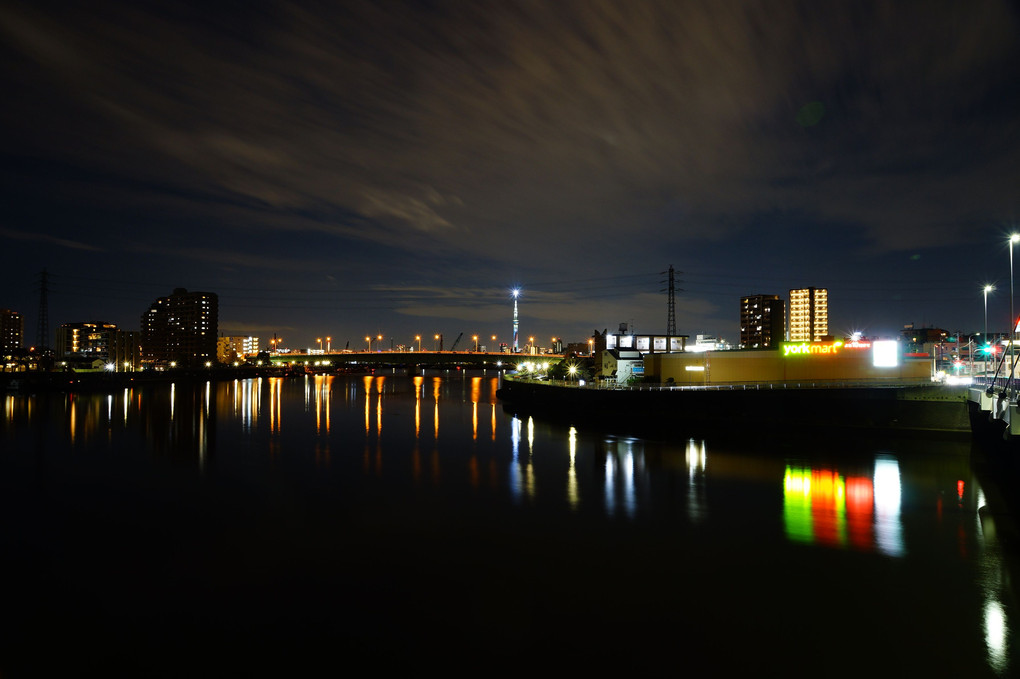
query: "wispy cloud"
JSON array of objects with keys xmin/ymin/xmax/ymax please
[
  {"xmin": 0, "ymin": 227, "xmax": 103, "ymax": 252},
  {"xmin": 3, "ymin": 1, "xmax": 1019, "ymax": 340}
]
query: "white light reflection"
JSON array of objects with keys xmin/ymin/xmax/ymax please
[
  {"xmin": 873, "ymin": 455, "xmax": 904, "ymax": 557},
  {"xmin": 622, "ymin": 441, "xmax": 637, "ymax": 518},
  {"xmin": 123, "ymin": 388, "xmax": 129, "ymax": 426},
  {"xmin": 567, "ymin": 426, "xmax": 579, "ymax": 510},
  {"xmin": 509, "ymin": 416, "xmax": 523, "ymax": 503},
  {"xmin": 521, "ymin": 416, "xmax": 536, "ymax": 500},
  {"xmin": 527, "ymin": 416, "xmax": 534, "ymax": 457},
  {"xmin": 686, "ymin": 439, "xmax": 707, "ymax": 523},
  {"xmin": 169, "ymin": 383, "xmax": 175, "ymax": 421},
  {"xmin": 240, "ymin": 379, "xmax": 253, "ymax": 431},
  {"xmin": 984, "ymin": 600, "xmax": 1009, "ymax": 673},
  {"xmin": 602, "ymin": 438, "xmax": 641, "ymax": 519},
  {"xmin": 604, "ymin": 450, "xmax": 617, "ymax": 517},
  {"xmin": 976, "ymin": 482, "xmax": 1012, "ymax": 675}
]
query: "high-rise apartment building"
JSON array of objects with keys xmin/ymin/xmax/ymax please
[
  {"xmin": 141, "ymin": 288, "xmax": 218, "ymax": 367},
  {"xmin": 789, "ymin": 287, "xmax": 828, "ymax": 342},
  {"xmin": 56, "ymin": 321, "xmax": 118, "ymax": 359},
  {"xmin": 740, "ymin": 295, "xmax": 785, "ymax": 349},
  {"xmin": 1, "ymin": 308, "xmax": 24, "ymax": 354}
]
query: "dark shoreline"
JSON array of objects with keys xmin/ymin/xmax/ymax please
[{"xmin": 1, "ymin": 367, "xmax": 292, "ymax": 393}]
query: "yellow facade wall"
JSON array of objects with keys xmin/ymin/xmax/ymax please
[{"xmin": 646, "ymin": 349, "xmax": 931, "ymax": 385}]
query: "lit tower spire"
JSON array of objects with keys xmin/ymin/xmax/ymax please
[{"xmin": 512, "ymin": 288, "xmax": 520, "ymax": 352}]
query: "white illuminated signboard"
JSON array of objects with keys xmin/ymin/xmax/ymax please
[{"xmin": 872, "ymin": 340, "xmax": 899, "ymax": 367}]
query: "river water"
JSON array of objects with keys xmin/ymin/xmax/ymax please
[{"xmin": 2, "ymin": 370, "xmax": 1018, "ymax": 676}]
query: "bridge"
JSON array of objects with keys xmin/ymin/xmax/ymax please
[
  {"xmin": 968, "ymin": 379, "xmax": 1020, "ymax": 443},
  {"xmin": 965, "ymin": 346, "xmax": 1020, "ymax": 444},
  {"xmin": 268, "ymin": 350, "xmax": 566, "ymax": 370}
]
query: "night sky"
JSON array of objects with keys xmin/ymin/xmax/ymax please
[{"xmin": 3, "ymin": 1, "xmax": 1020, "ymax": 352}]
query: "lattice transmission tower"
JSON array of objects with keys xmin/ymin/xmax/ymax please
[
  {"xmin": 665, "ymin": 265, "xmax": 676, "ymax": 337},
  {"xmin": 661, "ymin": 265, "xmax": 683, "ymax": 348},
  {"xmin": 36, "ymin": 268, "xmax": 50, "ymax": 352}
]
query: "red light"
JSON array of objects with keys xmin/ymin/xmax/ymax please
[{"xmin": 957, "ymin": 479, "xmax": 965, "ymax": 502}]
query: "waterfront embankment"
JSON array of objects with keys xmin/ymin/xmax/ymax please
[{"xmin": 496, "ymin": 376, "xmax": 972, "ymax": 439}]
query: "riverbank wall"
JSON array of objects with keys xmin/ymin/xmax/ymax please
[{"xmin": 496, "ymin": 377, "xmax": 972, "ymax": 440}]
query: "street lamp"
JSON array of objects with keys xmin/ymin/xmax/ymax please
[
  {"xmin": 377, "ymin": 334, "xmax": 383, "ymax": 352},
  {"xmin": 415, "ymin": 335, "xmax": 421, "ymax": 351},
  {"xmin": 1011, "ymin": 234, "xmax": 1020, "ymax": 382},
  {"xmin": 473, "ymin": 335, "xmax": 479, "ymax": 352},
  {"xmin": 588, "ymin": 338, "xmax": 594, "ymax": 356},
  {"xmin": 326, "ymin": 336, "xmax": 331, "ymax": 352},
  {"xmin": 317, "ymin": 337, "xmax": 322, "ymax": 353},
  {"xmin": 366, "ymin": 336, "xmax": 371, "ymax": 351},
  {"xmin": 435, "ymin": 334, "xmax": 440, "ymax": 351},
  {"xmin": 985, "ymin": 284, "xmax": 994, "ymax": 375}
]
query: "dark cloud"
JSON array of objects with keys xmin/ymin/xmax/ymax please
[{"xmin": 2, "ymin": 0, "xmax": 1019, "ymax": 345}]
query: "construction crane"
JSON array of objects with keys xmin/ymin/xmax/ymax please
[{"xmin": 449, "ymin": 332, "xmax": 464, "ymax": 351}]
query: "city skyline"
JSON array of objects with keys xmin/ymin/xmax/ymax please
[{"xmin": 3, "ymin": 2, "xmax": 1020, "ymax": 348}]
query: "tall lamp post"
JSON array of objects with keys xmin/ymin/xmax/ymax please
[
  {"xmin": 985, "ymin": 284, "xmax": 994, "ymax": 376},
  {"xmin": 326, "ymin": 336, "xmax": 331, "ymax": 352},
  {"xmin": 1012, "ymin": 234, "xmax": 1019, "ymax": 384},
  {"xmin": 365, "ymin": 336, "xmax": 371, "ymax": 352},
  {"xmin": 415, "ymin": 335, "xmax": 421, "ymax": 352}
]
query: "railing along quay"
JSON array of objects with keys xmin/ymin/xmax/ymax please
[{"xmin": 507, "ymin": 377, "xmax": 942, "ymax": 391}]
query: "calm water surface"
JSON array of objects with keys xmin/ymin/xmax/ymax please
[{"xmin": 2, "ymin": 370, "xmax": 1018, "ymax": 676}]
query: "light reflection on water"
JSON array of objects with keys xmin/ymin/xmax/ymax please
[{"xmin": 1, "ymin": 372, "xmax": 1018, "ymax": 675}]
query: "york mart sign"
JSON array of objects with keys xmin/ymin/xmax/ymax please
[
  {"xmin": 781, "ymin": 340, "xmax": 900, "ymax": 367},
  {"xmin": 781, "ymin": 341, "xmax": 844, "ymax": 357}
]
